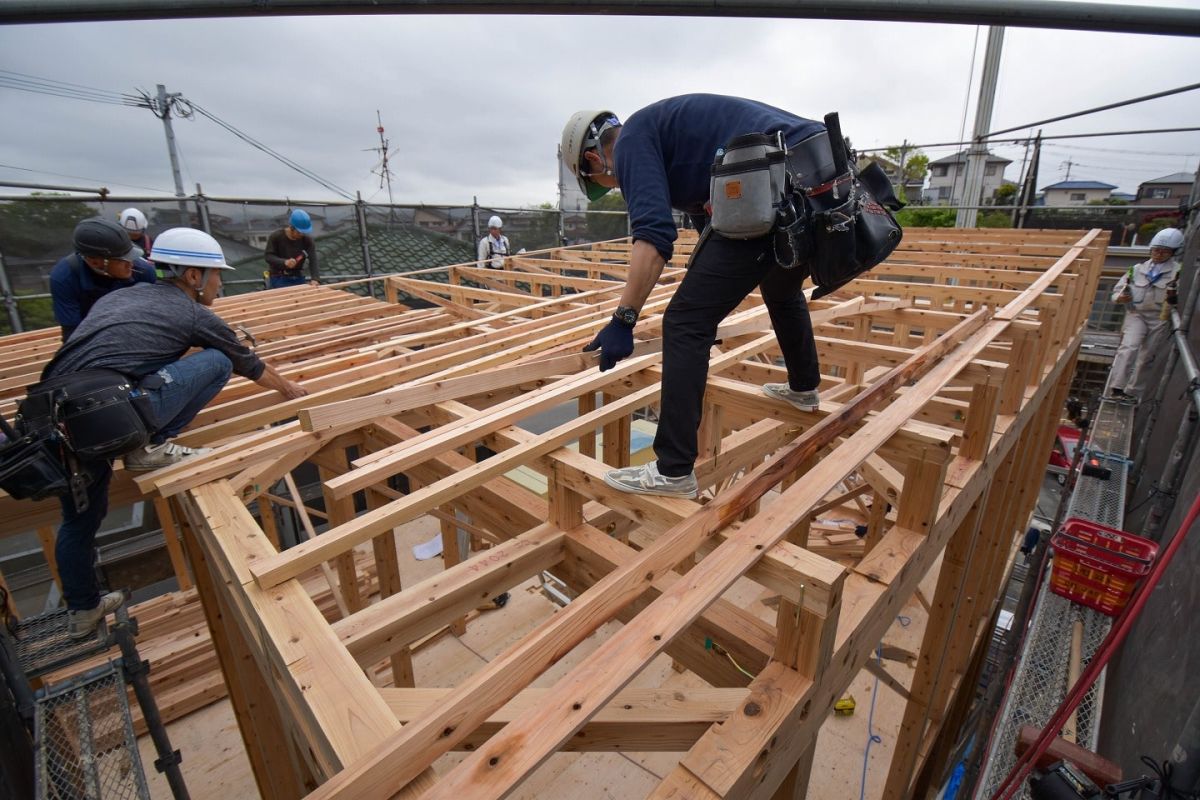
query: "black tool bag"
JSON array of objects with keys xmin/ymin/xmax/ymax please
[
  {"xmin": 802, "ymin": 113, "xmax": 904, "ymax": 299},
  {"xmin": 19, "ymin": 369, "xmax": 152, "ymax": 461},
  {"xmin": 0, "ymin": 414, "xmax": 74, "ymax": 502}
]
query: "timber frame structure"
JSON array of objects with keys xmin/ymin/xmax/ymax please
[{"xmin": 0, "ymin": 227, "xmax": 1106, "ymax": 799}]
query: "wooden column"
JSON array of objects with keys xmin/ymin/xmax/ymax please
[
  {"xmin": 366, "ymin": 487, "xmax": 414, "ymax": 688},
  {"xmin": 771, "ymin": 567, "xmax": 845, "ymax": 800},
  {"xmin": 318, "ymin": 454, "xmax": 366, "ymax": 615},
  {"xmin": 176, "ymin": 499, "xmax": 313, "ymax": 800},
  {"xmin": 601, "ymin": 391, "xmax": 631, "ymax": 468},
  {"xmin": 36, "ymin": 525, "xmax": 61, "ymax": 592},
  {"xmin": 152, "ymin": 496, "xmax": 193, "ymax": 591}
]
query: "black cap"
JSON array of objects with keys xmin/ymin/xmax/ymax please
[{"xmin": 73, "ymin": 217, "xmax": 137, "ymax": 260}]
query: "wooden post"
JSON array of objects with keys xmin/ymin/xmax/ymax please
[
  {"xmin": 317, "ymin": 455, "xmax": 366, "ymax": 615},
  {"xmin": 578, "ymin": 391, "xmax": 597, "ymax": 458},
  {"xmin": 771, "ymin": 567, "xmax": 845, "ymax": 800},
  {"xmin": 152, "ymin": 496, "xmax": 193, "ymax": 591},
  {"xmin": 601, "ymin": 391, "xmax": 631, "ymax": 468},
  {"xmin": 282, "ymin": 472, "xmax": 352, "ymax": 619},
  {"xmin": 366, "ymin": 487, "xmax": 415, "ymax": 688},
  {"xmin": 176, "ymin": 499, "xmax": 313, "ymax": 799},
  {"xmin": 35, "ymin": 525, "xmax": 61, "ymax": 592},
  {"xmin": 550, "ymin": 461, "xmax": 584, "ymax": 530}
]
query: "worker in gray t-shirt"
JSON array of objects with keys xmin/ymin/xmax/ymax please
[{"xmin": 42, "ymin": 227, "xmax": 307, "ymax": 639}]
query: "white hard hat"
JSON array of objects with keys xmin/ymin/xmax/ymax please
[
  {"xmin": 119, "ymin": 207, "xmax": 148, "ymax": 233},
  {"xmin": 1150, "ymin": 227, "xmax": 1184, "ymax": 251},
  {"xmin": 488, "ymin": 215, "xmax": 503, "ymax": 229},
  {"xmin": 151, "ymin": 228, "xmax": 234, "ymax": 272},
  {"xmin": 561, "ymin": 109, "xmax": 621, "ymax": 202}
]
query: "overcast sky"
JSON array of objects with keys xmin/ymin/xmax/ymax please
[{"xmin": 1, "ymin": 10, "xmax": 1198, "ymax": 209}]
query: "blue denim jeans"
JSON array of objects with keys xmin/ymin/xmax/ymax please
[
  {"xmin": 142, "ymin": 349, "xmax": 232, "ymax": 442},
  {"xmin": 56, "ymin": 349, "xmax": 232, "ymax": 610},
  {"xmin": 269, "ymin": 273, "xmax": 307, "ymax": 290}
]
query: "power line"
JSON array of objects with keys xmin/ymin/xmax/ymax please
[
  {"xmin": 0, "ymin": 69, "xmax": 139, "ymax": 107},
  {"xmin": 0, "ymin": 162, "xmax": 175, "ymax": 194},
  {"xmin": 179, "ymin": 99, "xmax": 355, "ymax": 200},
  {"xmin": 858, "ymin": 127, "xmax": 1200, "ymax": 155},
  {"xmin": 1042, "ymin": 142, "xmax": 1198, "ymax": 159},
  {"xmin": 985, "ymin": 81, "xmax": 1200, "ymax": 138}
]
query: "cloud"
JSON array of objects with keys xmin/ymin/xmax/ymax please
[{"xmin": 0, "ymin": 13, "xmax": 1196, "ymax": 204}]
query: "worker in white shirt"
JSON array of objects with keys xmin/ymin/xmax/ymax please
[
  {"xmin": 1105, "ymin": 227, "xmax": 1186, "ymax": 401},
  {"xmin": 478, "ymin": 215, "xmax": 510, "ymax": 269}
]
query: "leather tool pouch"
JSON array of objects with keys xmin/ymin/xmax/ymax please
[
  {"xmin": 21, "ymin": 369, "xmax": 152, "ymax": 461},
  {"xmin": 803, "ymin": 114, "xmax": 904, "ymax": 299},
  {"xmin": 709, "ymin": 133, "xmax": 789, "ymax": 240},
  {"xmin": 0, "ymin": 423, "xmax": 74, "ymax": 502}
]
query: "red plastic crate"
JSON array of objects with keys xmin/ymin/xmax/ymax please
[{"xmin": 1049, "ymin": 517, "xmax": 1158, "ymax": 617}]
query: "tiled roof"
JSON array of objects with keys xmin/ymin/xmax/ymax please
[
  {"xmin": 1041, "ymin": 180, "xmax": 1117, "ymax": 191},
  {"xmin": 928, "ymin": 149, "xmax": 1012, "ymax": 165},
  {"xmin": 1140, "ymin": 172, "xmax": 1194, "ymax": 185},
  {"xmin": 226, "ymin": 223, "xmax": 475, "ymax": 288}
]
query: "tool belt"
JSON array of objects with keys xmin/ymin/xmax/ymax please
[
  {"xmin": 0, "ymin": 369, "xmax": 155, "ymax": 510},
  {"xmin": 706, "ymin": 114, "xmax": 904, "ymax": 296}
]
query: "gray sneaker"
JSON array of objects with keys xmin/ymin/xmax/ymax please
[
  {"xmin": 67, "ymin": 591, "xmax": 124, "ymax": 639},
  {"xmin": 763, "ymin": 383, "xmax": 820, "ymax": 411},
  {"xmin": 604, "ymin": 462, "xmax": 698, "ymax": 498},
  {"xmin": 123, "ymin": 441, "xmax": 212, "ymax": 472}
]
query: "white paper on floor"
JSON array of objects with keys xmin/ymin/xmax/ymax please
[{"xmin": 412, "ymin": 534, "xmax": 444, "ymax": 560}]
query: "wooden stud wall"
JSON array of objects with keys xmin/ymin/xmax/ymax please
[{"xmin": 0, "ymin": 228, "xmax": 1105, "ymax": 799}]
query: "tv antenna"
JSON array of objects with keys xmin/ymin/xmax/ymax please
[{"xmin": 367, "ymin": 110, "xmax": 396, "ymax": 220}]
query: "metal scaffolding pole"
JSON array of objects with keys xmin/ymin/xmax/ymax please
[
  {"xmin": 956, "ymin": 25, "xmax": 1004, "ymax": 229},
  {"xmin": 3, "ymin": 0, "xmax": 1199, "ymax": 36}
]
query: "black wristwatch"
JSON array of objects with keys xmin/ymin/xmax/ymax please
[{"xmin": 613, "ymin": 305, "xmax": 639, "ymax": 328}]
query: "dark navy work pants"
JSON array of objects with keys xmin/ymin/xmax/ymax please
[{"xmin": 653, "ymin": 232, "xmax": 820, "ymax": 477}]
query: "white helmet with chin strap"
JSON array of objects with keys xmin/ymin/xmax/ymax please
[
  {"xmin": 150, "ymin": 228, "xmax": 234, "ymax": 279},
  {"xmin": 1149, "ymin": 227, "xmax": 1184, "ymax": 252},
  {"xmin": 488, "ymin": 215, "xmax": 503, "ymax": 229},
  {"xmin": 561, "ymin": 109, "xmax": 621, "ymax": 202},
  {"xmin": 119, "ymin": 207, "xmax": 148, "ymax": 234}
]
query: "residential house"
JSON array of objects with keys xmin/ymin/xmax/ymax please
[
  {"xmin": 1041, "ymin": 180, "xmax": 1116, "ymax": 207},
  {"xmin": 923, "ymin": 150, "xmax": 1012, "ymax": 206},
  {"xmin": 1134, "ymin": 172, "xmax": 1195, "ymax": 206},
  {"xmin": 857, "ymin": 154, "xmax": 924, "ymax": 205}
]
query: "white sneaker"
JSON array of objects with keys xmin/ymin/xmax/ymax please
[
  {"xmin": 763, "ymin": 383, "xmax": 820, "ymax": 411},
  {"xmin": 67, "ymin": 591, "xmax": 124, "ymax": 639},
  {"xmin": 604, "ymin": 462, "xmax": 698, "ymax": 498},
  {"xmin": 123, "ymin": 441, "xmax": 212, "ymax": 472}
]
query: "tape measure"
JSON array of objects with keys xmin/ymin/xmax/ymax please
[{"xmin": 834, "ymin": 696, "xmax": 856, "ymax": 716}]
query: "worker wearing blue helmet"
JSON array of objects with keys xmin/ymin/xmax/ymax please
[{"xmin": 264, "ymin": 208, "xmax": 320, "ymax": 289}]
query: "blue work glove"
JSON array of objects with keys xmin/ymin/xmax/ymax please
[{"xmin": 583, "ymin": 319, "xmax": 634, "ymax": 371}]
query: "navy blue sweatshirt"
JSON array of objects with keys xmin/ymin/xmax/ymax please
[
  {"xmin": 614, "ymin": 94, "xmax": 824, "ymax": 262},
  {"xmin": 49, "ymin": 253, "xmax": 156, "ymax": 341}
]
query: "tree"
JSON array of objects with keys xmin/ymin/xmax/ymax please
[
  {"xmin": 882, "ymin": 146, "xmax": 929, "ymax": 185},
  {"xmin": 587, "ymin": 191, "xmax": 629, "ymax": 242},
  {"xmin": 994, "ymin": 183, "xmax": 1018, "ymax": 204},
  {"xmin": 0, "ymin": 193, "xmax": 97, "ymax": 260},
  {"xmin": 895, "ymin": 207, "xmax": 956, "ymax": 228}
]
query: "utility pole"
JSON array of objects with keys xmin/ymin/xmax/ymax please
[
  {"xmin": 1014, "ymin": 131, "xmax": 1042, "ymax": 228},
  {"xmin": 956, "ymin": 26, "xmax": 1005, "ymax": 228},
  {"xmin": 153, "ymin": 85, "xmax": 188, "ymax": 225},
  {"xmin": 1061, "ymin": 158, "xmax": 1075, "ymax": 181}
]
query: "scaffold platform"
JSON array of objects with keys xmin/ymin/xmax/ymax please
[{"xmin": 973, "ymin": 398, "xmax": 1136, "ymax": 800}]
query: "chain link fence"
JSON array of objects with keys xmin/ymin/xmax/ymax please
[
  {"xmin": 0, "ymin": 191, "xmax": 635, "ymax": 333},
  {"xmin": 0, "ymin": 186, "xmax": 1180, "ymax": 334}
]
